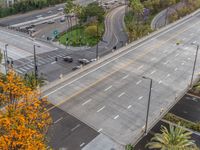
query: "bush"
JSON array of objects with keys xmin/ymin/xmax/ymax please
[
  {"xmin": 125, "ymin": 144, "xmax": 134, "ymax": 150},
  {"xmin": 85, "ymin": 25, "xmax": 98, "ymax": 37},
  {"xmin": 164, "ymin": 113, "xmax": 200, "ymax": 132}
]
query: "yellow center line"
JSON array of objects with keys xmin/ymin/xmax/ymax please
[{"xmin": 44, "ymin": 17, "xmax": 200, "ymax": 113}]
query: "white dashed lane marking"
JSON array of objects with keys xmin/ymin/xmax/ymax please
[
  {"xmin": 114, "ymin": 115, "xmax": 119, "ymax": 120},
  {"xmin": 97, "ymin": 106, "xmax": 105, "ymax": 113},
  {"xmin": 82, "ymin": 99, "xmax": 92, "ymax": 106},
  {"xmin": 138, "ymin": 96, "xmax": 143, "ymax": 100},
  {"xmin": 127, "ymin": 105, "xmax": 132, "ymax": 109},
  {"xmin": 118, "ymin": 92, "xmax": 125, "ymax": 98},
  {"xmin": 136, "ymin": 80, "xmax": 142, "ymax": 85},
  {"xmin": 104, "ymin": 85, "xmax": 113, "ymax": 91}
]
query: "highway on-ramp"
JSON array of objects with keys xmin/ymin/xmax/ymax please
[{"xmin": 42, "ymin": 10, "xmax": 200, "ymax": 148}]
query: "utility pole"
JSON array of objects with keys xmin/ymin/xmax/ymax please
[
  {"xmin": 142, "ymin": 76, "xmax": 153, "ymax": 135},
  {"xmin": 4, "ymin": 44, "xmax": 8, "ymax": 74},
  {"xmin": 96, "ymin": 20, "xmax": 99, "ymax": 60},
  {"xmin": 190, "ymin": 43, "xmax": 199, "ymax": 87}
]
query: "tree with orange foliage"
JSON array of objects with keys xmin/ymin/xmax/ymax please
[{"xmin": 0, "ymin": 71, "xmax": 52, "ymax": 150}]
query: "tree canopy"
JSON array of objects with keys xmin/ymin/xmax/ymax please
[{"xmin": 0, "ymin": 71, "xmax": 51, "ymax": 149}]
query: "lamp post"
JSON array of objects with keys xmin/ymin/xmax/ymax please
[
  {"xmin": 96, "ymin": 20, "xmax": 99, "ymax": 60},
  {"xmin": 142, "ymin": 76, "xmax": 153, "ymax": 134},
  {"xmin": 4, "ymin": 44, "xmax": 8, "ymax": 74},
  {"xmin": 33, "ymin": 45, "xmax": 40, "ymax": 83},
  {"xmin": 190, "ymin": 43, "xmax": 199, "ymax": 87}
]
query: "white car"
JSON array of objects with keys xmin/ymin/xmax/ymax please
[
  {"xmin": 36, "ymin": 15, "xmax": 43, "ymax": 18},
  {"xmin": 57, "ymin": 7, "xmax": 64, "ymax": 11}
]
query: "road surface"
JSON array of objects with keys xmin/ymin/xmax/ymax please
[
  {"xmin": 47, "ymin": 104, "xmax": 98, "ymax": 150},
  {"xmin": 42, "ymin": 9, "xmax": 200, "ymax": 148}
]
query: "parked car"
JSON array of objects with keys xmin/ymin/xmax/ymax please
[
  {"xmin": 60, "ymin": 17, "xmax": 65, "ymax": 22},
  {"xmin": 63, "ymin": 56, "xmax": 73, "ymax": 62},
  {"xmin": 48, "ymin": 20, "xmax": 55, "ymax": 24},
  {"xmin": 72, "ymin": 65, "xmax": 81, "ymax": 71},
  {"xmin": 78, "ymin": 58, "xmax": 90, "ymax": 65},
  {"xmin": 47, "ymin": 10, "xmax": 52, "ymax": 14},
  {"xmin": 90, "ymin": 58, "xmax": 97, "ymax": 62},
  {"xmin": 57, "ymin": 7, "xmax": 64, "ymax": 11}
]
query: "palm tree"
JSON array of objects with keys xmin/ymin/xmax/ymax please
[
  {"xmin": 65, "ymin": 0, "xmax": 75, "ymax": 45},
  {"xmin": 23, "ymin": 72, "xmax": 46, "ymax": 90},
  {"xmin": 146, "ymin": 123, "xmax": 197, "ymax": 150}
]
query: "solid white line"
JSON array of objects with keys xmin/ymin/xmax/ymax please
[
  {"xmin": 114, "ymin": 115, "xmax": 119, "ymax": 119},
  {"xmin": 97, "ymin": 106, "xmax": 105, "ymax": 112},
  {"xmin": 104, "ymin": 85, "xmax": 112, "ymax": 91},
  {"xmin": 136, "ymin": 80, "xmax": 142, "ymax": 85},
  {"xmin": 137, "ymin": 65, "xmax": 144, "ymax": 70},
  {"xmin": 127, "ymin": 105, "xmax": 132, "ymax": 109},
  {"xmin": 80, "ymin": 142, "xmax": 85, "ymax": 147},
  {"xmin": 71, "ymin": 124, "xmax": 81, "ymax": 132},
  {"xmin": 54, "ymin": 117, "xmax": 63, "ymax": 124},
  {"xmin": 122, "ymin": 74, "xmax": 129, "ymax": 80},
  {"xmin": 98, "ymin": 128, "xmax": 103, "ymax": 132},
  {"xmin": 82, "ymin": 99, "xmax": 92, "ymax": 106},
  {"xmin": 44, "ymin": 15, "xmax": 200, "ymax": 97},
  {"xmin": 138, "ymin": 96, "xmax": 143, "ymax": 100},
  {"xmin": 118, "ymin": 92, "xmax": 125, "ymax": 97}
]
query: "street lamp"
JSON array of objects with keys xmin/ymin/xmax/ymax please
[
  {"xmin": 142, "ymin": 76, "xmax": 153, "ymax": 135},
  {"xmin": 96, "ymin": 20, "xmax": 99, "ymax": 60},
  {"xmin": 33, "ymin": 44, "xmax": 40, "ymax": 83},
  {"xmin": 4, "ymin": 44, "xmax": 8, "ymax": 74},
  {"xmin": 190, "ymin": 42, "xmax": 199, "ymax": 87}
]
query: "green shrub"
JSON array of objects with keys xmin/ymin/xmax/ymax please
[
  {"xmin": 125, "ymin": 144, "xmax": 134, "ymax": 150},
  {"xmin": 85, "ymin": 25, "xmax": 98, "ymax": 37},
  {"xmin": 164, "ymin": 113, "xmax": 200, "ymax": 132}
]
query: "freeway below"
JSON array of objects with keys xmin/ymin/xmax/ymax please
[
  {"xmin": 42, "ymin": 10, "xmax": 200, "ymax": 148},
  {"xmin": 0, "ymin": 0, "xmax": 116, "ymax": 26}
]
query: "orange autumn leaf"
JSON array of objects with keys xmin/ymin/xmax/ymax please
[{"xmin": 0, "ymin": 71, "xmax": 52, "ymax": 149}]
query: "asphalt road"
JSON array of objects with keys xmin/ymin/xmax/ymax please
[
  {"xmin": 42, "ymin": 10, "xmax": 200, "ymax": 148},
  {"xmin": 170, "ymin": 93, "xmax": 200, "ymax": 122},
  {"xmin": 47, "ymin": 105, "xmax": 98, "ymax": 150}
]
